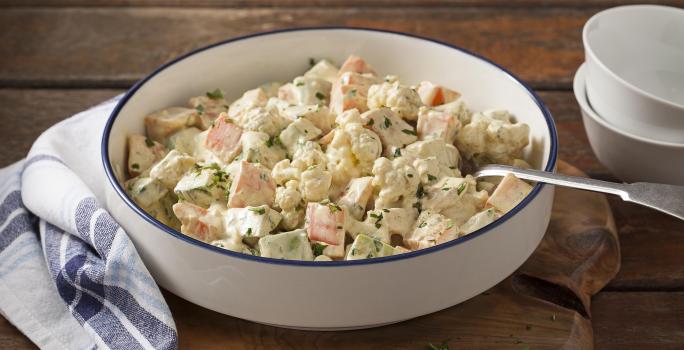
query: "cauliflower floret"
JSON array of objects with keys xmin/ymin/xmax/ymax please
[
  {"xmin": 434, "ymin": 99, "xmax": 471, "ymax": 125},
  {"xmin": 167, "ymin": 127, "xmax": 201, "ymax": 156},
  {"xmin": 367, "ymin": 82, "xmax": 423, "ymax": 121},
  {"xmin": 259, "ymin": 82, "xmax": 282, "ymax": 98},
  {"xmin": 404, "ymin": 139, "xmax": 460, "ymax": 169},
  {"xmin": 456, "ymin": 110, "xmax": 530, "ymax": 165},
  {"xmin": 300, "ymin": 164, "xmax": 332, "ymax": 202},
  {"xmin": 280, "ymin": 104, "xmax": 336, "ymax": 134},
  {"xmin": 271, "ymin": 142, "xmax": 331, "ymax": 202},
  {"xmin": 278, "ymin": 76, "xmax": 332, "ymax": 106},
  {"xmin": 360, "ymin": 108, "xmax": 418, "ymax": 157},
  {"xmin": 326, "ymin": 123, "xmax": 382, "ymax": 189},
  {"xmin": 411, "ymin": 157, "xmax": 461, "ymax": 185},
  {"xmin": 371, "ymin": 156, "xmax": 420, "ymax": 209},
  {"xmin": 275, "ymin": 180, "xmax": 305, "ymax": 230},
  {"xmin": 240, "ymin": 131, "xmax": 286, "ymax": 169},
  {"xmin": 335, "ymin": 108, "xmax": 363, "ymax": 127}
]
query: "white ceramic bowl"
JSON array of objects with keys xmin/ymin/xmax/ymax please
[
  {"xmin": 102, "ymin": 28, "xmax": 558, "ymax": 330},
  {"xmin": 575, "ymin": 63, "xmax": 684, "ymax": 185},
  {"xmin": 583, "ymin": 5, "xmax": 684, "ymax": 143}
]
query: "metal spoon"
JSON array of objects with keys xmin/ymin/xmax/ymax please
[{"xmin": 473, "ymin": 164, "xmax": 684, "ymax": 220}]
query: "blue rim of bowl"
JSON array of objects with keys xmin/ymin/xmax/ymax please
[{"xmin": 102, "ymin": 26, "xmax": 558, "ymax": 267}]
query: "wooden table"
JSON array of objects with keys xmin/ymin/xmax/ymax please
[{"xmin": 1, "ymin": 1, "xmax": 683, "ymax": 349}]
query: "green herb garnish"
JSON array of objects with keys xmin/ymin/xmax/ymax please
[
  {"xmin": 312, "ymin": 243, "xmax": 327, "ymax": 256},
  {"xmin": 295, "ymin": 82, "xmax": 304, "ymax": 87},
  {"xmin": 249, "ymin": 207, "xmax": 266, "ymax": 215},
  {"xmin": 327, "ymin": 203, "xmax": 342, "ymax": 213},
  {"xmin": 382, "ymin": 116, "xmax": 392, "ymax": 129},
  {"xmin": 457, "ymin": 182, "xmax": 466, "ymax": 195},
  {"xmin": 245, "ymin": 228, "xmax": 253, "ymax": 236},
  {"xmin": 206, "ymin": 88, "xmax": 224, "ymax": 100},
  {"xmin": 393, "ymin": 148, "xmax": 402, "ymax": 157},
  {"xmin": 401, "ymin": 129, "xmax": 417, "ymax": 136},
  {"xmin": 418, "ymin": 222, "xmax": 427, "ymax": 228},
  {"xmin": 315, "ymin": 92, "xmax": 325, "ymax": 100},
  {"xmin": 366, "ymin": 118, "xmax": 375, "ymax": 126},
  {"xmin": 131, "ymin": 163, "xmax": 140, "ymax": 170},
  {"xmin": 416, "ymin": 184, "xmax": 425, "ymax": 198},
  {"xmin": 144, "ymin": 138, "xmax": 155, "ymax": 147},
  {"xmin": 427, "ymin": 174, "xmax": 437, "ymax": 181},
  {"xmin": 308, "ymin": 57, "xmax": 316, "ymax": 67},
  {"xmin": 195, "ymin": 104, "xmax": 205, "ymax": 114}
]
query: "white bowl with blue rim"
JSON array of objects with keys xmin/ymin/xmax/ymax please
[{"xmin": 102, "ymin": 27, "xmax": 558, "ymax": 330}]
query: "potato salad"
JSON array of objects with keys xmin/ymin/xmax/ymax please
[{"xmin": 124, "ymin": 55, "xmax": 534, "ymax": 261}]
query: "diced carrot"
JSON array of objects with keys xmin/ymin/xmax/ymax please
[
  {"xmin": 338, "ymin": 55, "xmax": 376, "ymax": 76},
  {"xmin": 228, "ymin": 161, "xmax": 276, "ymax": 208},
  {"xmin": 205, "ymin": 113, "xmax": 242, "ymax": 162},
  {"xmin": 305, "ymin": 202, "xmax": 345, "ymax": 245}
]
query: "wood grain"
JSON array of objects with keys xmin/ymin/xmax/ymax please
[
  {"xmin": 0, "ymin": 7, "xmax": 589, "ymax": 89},
  {"xmin": 2, "ymin": 0, "xmax": 684, "ymax": 8},
  {"xmin": 0, "ymin": 316, "xmax": 35, "ymax": 350},
  {"xmin": 593, "ymin": 292, "xmax": 684, "ymax": 350}
]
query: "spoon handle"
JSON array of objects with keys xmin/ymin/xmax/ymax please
[{"xmin": 474, "ymin": 165, "xmax": 684, "ymax": 220}]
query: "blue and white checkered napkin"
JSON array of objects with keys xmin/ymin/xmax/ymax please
[{"xmin": 0, "ymin": 97, "xmax": 178, "ymax": 349}]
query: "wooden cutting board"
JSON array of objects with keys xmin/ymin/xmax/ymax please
[{"xmin": 164, "ymin": 160, "xmax": 620, "ymax": 350}]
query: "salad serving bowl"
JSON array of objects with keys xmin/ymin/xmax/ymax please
[{"xmin": 102, "ymin": 27, "xmax": 557, "ymax": 330}]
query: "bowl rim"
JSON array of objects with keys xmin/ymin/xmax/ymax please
[
  {"xmin": 102, "ymin": 26, "xmax": 558, "ymax": 267},
  {"xmin": 574, "ymin": 63, "xmax": 684, "ymax": 149},
  {"xmin": 582, "ymin": 4, "xmax": 684, "ymax": 111}
]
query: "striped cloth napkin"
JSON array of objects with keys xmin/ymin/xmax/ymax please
[{"xmin": 0, "ymin": 96, "xmax": 178, "ymax": 349}]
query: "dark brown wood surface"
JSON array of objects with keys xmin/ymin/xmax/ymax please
[{"xmin": 1, "ymin": 1, "xmax": 683, "ymax": 349}]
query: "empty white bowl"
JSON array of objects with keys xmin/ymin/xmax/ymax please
[
  {"xmin": 583, "ymin": 5, "xmax": 684, "ymax": 143},
  {"xmin": 575, "ymin": 63, "xmax": 684, "ymax": 185},
  {"xmin": 102, "ymin": 28, "xmax": 558, "ymax": 330}
]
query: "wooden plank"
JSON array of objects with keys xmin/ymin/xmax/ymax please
[
  {"xmin": 2, "ymin": 0, "xmax": 684, "ymax": 8},
  {"xmin": 593, "ymin": 292, "xmax": 684, "ymax": 350},
  {"xmin": 0, "ymin": 89, "xmax": 123, "ymax": 167},
  {"xmin": 0, "ymin": 7, "xmax": 590, "ymax": 89},
  {"xmin": 0, "ymin": 316, "xmax": 35, "ymax": 350}
]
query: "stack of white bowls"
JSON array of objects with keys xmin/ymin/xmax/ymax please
[{"xmin": 575, "ymin": 5, "xmax": 684, "ymax": 185}]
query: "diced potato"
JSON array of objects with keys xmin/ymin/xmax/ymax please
[
  {"xmin": 224, "ymin": 205, "xmax": 282, "ymax": 239},
  {"xmin": 127, "ymin": 134, "xmax": 167, "ymax": 177},
  {"xmin": 416, "ymin": 81, "xmax": 461, "ymax": 106},
  {"xmin": 345, "ymin": 234, "xmax": 394, "ymax": 260},
  {"xmin": 172, "ymin": 202, "xmax": 222, "ymax": 242},
  {"xmin": 406, "ymin": 210, "xmax": 457, "ymax": 250},
  {"xmin": 240, "ymin": 131, "xmax": 287, "ymax": 169},
  {"xmin": 486, "ymin": 173, "xmax": 532, "ymax": 213},
  {"xmin": 126, "ymin": 177, "xmax": 168, "ymax": 209},
  {"xmin": 232, "ymin": 107, "xmax": 290, "ymax": 137},
  {"xmin": 393, "ymin": 245, "xmax": 411, "ymax": 255},
  {"xmin": 382, "ymin": 207, "xmax": 418, "ymax": 238},
  {"xmin": 204, "ymin": 114, "xmax": 243, "ymax": 163},
  {"xmin": 278, "ymin": 76, "xmax": 332, "ymax": 106},
  {"xmin": 314, "ymin": 254, "xmax": 333, "ymax": 262},
  {"xmin": 188, "ymin": 92, "xmax": 229, "ymax": 129},
  {"xmin": 421, "ymin": 177, "xmax": 469, "ymax": 212},
  {"xmin": 329, "ymin": 72, "xmax": 381, "ymax": 115},
  {"xmin": 167, "ymin": 127, "xmax": 201, "ymax": 155},
  {"xmin": 211, "ymin": 238, "xmax": 257, "ymax": 255},
  {"xmin": 459, "ymin": 208, "xmax": 501, "ymax": 235},
  {"xmin": 278, "ymin": 118, "xmax": 322, "ymax": 157},
  {"xmin": 304, "ymin": 59, "xmax": 339, "ymax": 83},
  {"xmin": 434, "ymin": 99, "xmax": 470, "ymax": 124},
  {"xmin": 258, "ymin": 229, "xmax": 314, "ymax": 261},
  {"xmin": 149, "ymin": 150, "xmax": 196, "ymax": 189},
  {"xmin": 144, "ymin": 107, "xmax": 198, "ymax": 142},
  {"xmin": 337, "ymin": 177, "xmax": 374, "ymax": 220},
  {"xmin": 338, "ymin": 55, "xmax": 376, "ymax": 76},
  {"xmin": 280, "ymin": 104, "xmax": 336, "ymax": 134},
  {"xmin": 416, "ymin": 108, "xmax": 461, "ymax": 143},
  {"xmin": 228, "ymin": 161, "xmax": 276, "ymax": 208},
  {"xmin": 174, "ymin": 163, "xmax": 229, "ymax": 208},
  {"xmin": 227, "ymin": 88, "xmax": 268, "ymax": 121},
  {"xmin": 305, "ymin": 202, "xmax": 345, "ymax": 246},
  {"xmin": 403, "ymin": 139, "xmax": 460, "ymax": 170},
  {"xmin": 360, "ymin": 108, "xmax": 417, "ymax": 157}
]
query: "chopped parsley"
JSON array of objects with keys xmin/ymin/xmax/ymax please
[
  {"xmin": 442, "ymin": 187, "xmax": 451, "ymax": 191},
  {"xmin": 349, "ymin": 89, "xmax": 357, "ymax": 96},
  {"xmin": 416, "ymin": 184, "xmax": 425, "ymax": 198},
  {"xmin": 327, "ymin": 203, "xmax": 342, "ymax": 213},
  {"xmin": 206, "ymin": 88, "xmax": 224, "ymax": 100},
  {"xmin": 445, "ymin": 220, "xmax": 454, "ymax": 229},
  {"xmin": 315, "ymin": 91, "xmax": 325, "ymax": 100},
  {"xmin": 394, "ymin": 148, "xmax": 402, "ymax": 157},
  {"xmin": 308, "ymin": 57, "xmax": 316, "ymax": 67},
  {"xmin": 245, "ymin": 228, "xmax": 253, "ymax": 236},
  {"xmin": 366, "ymin": 118, "xmax": 375, "ymax": 126},
  {"xmin": 457, "ymin": 182, "xmax": 467, "ymax": 195},
  {"xmin": 382, "ymin": 209, "xmax": 390, "ymax": 213},
  {"xmin": 382, "ymin": 116, "xmax": 392, "ymax": 129},
  {"xmin": 320, "ymin": 198, "xmax": 331, "ymax": 205},
  {"xmin": 401, "ymin": 129, "xmax": 417, "ymax": 136},
  {"xmin": 427, "ymin": 174, "xmax": 437, "ymax": 181},
  {"xmin": 373, "ymin": 239, "xmax": 383, "ymax": 251},
  {"xmin": 312, "ymin": 243, "xmax": 327, "ymax": 256},
  {"xmin": 131, "ymin": 163, "xmax": 140, "ymax": 170},
  {"xmin": 295, "ymin": 82, "xmax": 305, "ymax": 87},
  {"xmin": 449, "ymin": 166, "xmax": 457, "ymax": 170},
  {"xmin": 418, "ymin": 222, "xmax": 427, "ymax": 228},
  {"xmin": 369, "ymin": 212, "xmax": 383, "ymax": 228},
  {"xmin": 144, "ymin": 138, "xmax": 155, "ymax": 147},
  {"xmin": 350, "ymin": 248, "xmax": 358, "ymax": 256},
  {"xmin": 407, "ymin": 173, "xmax": 413, "ymax": 178},
  {"xmin": 413, "ymin": 201, "xmax": 422, "ymax": 211},
  {"xmin": 249, "ymin": 207, "xmax": 266, "ymax": 215},
  {"xmin": 195, "ymin": 104, "xmax": 205, "ymax": 114},
  {"xmin": 307, "ymin": 164, "xmax": 317, "ymax": 171}
]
